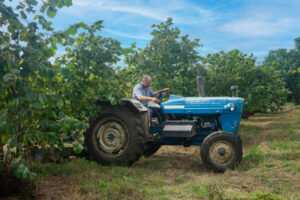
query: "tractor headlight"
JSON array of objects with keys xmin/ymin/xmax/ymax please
[{"xmin": 224, "ymin": 103, "xmax": 235, "ymax": 111}]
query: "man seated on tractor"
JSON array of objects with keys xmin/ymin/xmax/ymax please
[{"xmin": 132, "ymin": 75, "xmax": 168, "ymax": 124}]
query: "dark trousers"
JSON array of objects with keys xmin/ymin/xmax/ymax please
[{"xmin": 149, "ymin": 106, "xmax": 165, "ymax": 126}]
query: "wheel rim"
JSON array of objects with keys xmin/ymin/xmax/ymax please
[
  {"xmin": 209, "ymin": 140, "xmax": 235, "ymax": 166},
  {"xmin": 93, "ymin": 118, "xmax": 129, "ymax": 158}
]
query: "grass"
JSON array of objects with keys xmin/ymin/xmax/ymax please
[{"xmin": 32, "ymin": 106, "xmax": 300, "ymax": 200}]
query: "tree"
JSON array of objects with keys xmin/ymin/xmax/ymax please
[
  {"xmin": 264, "ymin": 38, "xmax": 300, "ymax": 104},
  {"xmin": 124, "ymin": 18, "xmax": 202, "ymax": 97},
  {"xmin": 0, "ymin": 0, "xmax": 87, "ymax": 179},
  {"xmin": 202, "ymin": 50, "xmax": 288, "ymax": 117},
  {"xmin": 295, "ymin": 37, "xmax": 300, "ymax": 51},
  {"xmin": 0, "ymin": 0, "xmax": 125, "ymax": 180},
  {"xmin": 56, "ymin": 21, "xmax": 126, "ymax": 121}
]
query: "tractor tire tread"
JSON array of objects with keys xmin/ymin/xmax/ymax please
[
  {"xmin": 200, "ymin": 131, "xmax": 242, "ymax": 172},
  {"xmin": 85, "ymin": 106, "xmax": 147, "ymax": 165}
]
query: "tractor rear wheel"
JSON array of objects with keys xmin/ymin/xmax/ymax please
[
  {"xmin": 200, "ymin": 132, "xmax": 242, "ymax": 172},
  {"xmin": 85, "ymin": 107, "xmax": 146, "ymax": 165},
  {"xmin": 143, "ymin": 142, "xmax": 161, "ymax": 157}
]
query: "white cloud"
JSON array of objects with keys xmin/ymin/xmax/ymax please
[
  {"xmin": 72, "ymin": 0, "xmax": 167, "ymax": 21},
  {"xmin": 221, "ymin": 14, "xmax": 296, "ymax": 37},
  {"xmin": 103, "ymin": 28, "xmax": 151, "ymax": 40},
  {"xmin": 70, "ymin": 0, "xmax": 215, "ymax": 25}
]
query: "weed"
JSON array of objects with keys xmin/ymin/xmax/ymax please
[
  {"xmin": 285, "ymin": 102, "xmax": 295, "ymax": 106},
  {"xmin": 254, "ymin": 193, "xmax": 281, "ymax": 200},
  {"xmin": 206, "ymin": 183, "xmax": 225, "ymax": 200},
  {"xmin": 31, "ymin": 107, "xmax": 300, "ymax": 200},
  {"xmin": 244, "ymin": 146, "xmax": 265, "ymax": 164},
  {"xmin": 279, "ymin": 162, "xmax": 292, "ymax": 168},
  {"xmin": 288, "ymin": 128, "xmax": 295, "ymax": 134}
]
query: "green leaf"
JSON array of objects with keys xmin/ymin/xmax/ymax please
[
  {"xmin": 46, "ymin": 7, "xmax": 57, "ymax": 18},
  {"xmin": 38, "ymin": 93, "xmax": 47, "ymax": 106},
  {"xmin": 7, "ymin": 25, "xmax": 14, "ymax": 33},
  {"xmin": 39, "ymin": 120, "xmax": 49, "ymax": 128},
  {"xmin": 9, "ymin": 138, "xmax": 18, "ymax": 147},
  {"xmin": 10, "ymin": 158, "xmax": 36, "ymax": 180},
  {"xmin": 40, "ymin": 4, "xmax": 47, "ymax": 13},
  {"xmin": 27, "ymin": 0, "xmax": 38, "ymax": 6},
  {"xmin": 67, "ymin": 25, "xmax": 77, "ymax": 35},
  {"xmin": 46, "ymin": 132, "xmax": 56, "ymax": 144},
  {"xmin": 20, "ymin": 11, "xmax": 27, "ymax": 19},
  {"xmin": 25, "ymin": 92, "xmax": 36, "ymax": 103},
  {"xmin": 22, "ymin": 167, "xmax": 30, "ymax": 179},
  {"xmin": 63, "ymin": 0, "xmax": 72, "ymax": 6},
  {"xmin": 3, "ymin": 73, "xmax": 14, "ymax": 82},
  {"xmin": 29, "ymin": 172, "xmax": 37, "ymax": 180},
  {"xmin": 73, "ymin": 141, "xmax": 83, "ymax": 154},
  {"xmin": 92, "ymin": 20, "xmax": 103, "ymax": 29},
  {"xmin": 33, "ymin": 14, "xmax": 40, "ymax": 20}
]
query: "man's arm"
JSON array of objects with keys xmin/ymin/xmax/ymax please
[
  {"xmin": 133, "ymin": 84, "xmax": 159, "ymax": 103},
  {"xmin": 137, "ymin": 95, "xmax": 159, "ymax": 103}
]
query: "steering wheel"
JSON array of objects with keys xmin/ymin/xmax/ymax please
[
  {"xmin": 154, "ymin": 88, "xmax": 169, "ymax": 103},
  {"xmin": 155, "ymin": 89, "xmax": 169, "ymax": 97}
]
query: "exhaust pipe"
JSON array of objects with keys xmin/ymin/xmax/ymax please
[{"xmin": 197, "ymin": 68, "xmax": 205, "ymax": 97}]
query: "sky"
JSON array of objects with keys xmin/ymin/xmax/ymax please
[{"xmin": 8, "ymin": 0, "xmax": 300, "ymax": 62}]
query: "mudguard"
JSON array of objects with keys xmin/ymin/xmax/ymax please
[
  {"xmin": 122, "ymin": 99, "xmax": 149, "ymax": 112},
  {"xmin": 122, "ymin": 99, "xmax": 150, "ymax": 135}
]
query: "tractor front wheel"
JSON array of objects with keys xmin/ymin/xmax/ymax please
[{"xmin": 200, "ymin": 132, "xmax": 242, "ymax": 172}]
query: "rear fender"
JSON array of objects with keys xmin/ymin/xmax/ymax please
[
  {"xmin": 95, "ymin": 99, "xmax": 150, "ymax": 135},
  {"xmin": 122, "ymin": 99, "xmax": 150, "ymax": 135}
]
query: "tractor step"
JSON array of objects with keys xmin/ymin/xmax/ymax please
[{"xmin": 162, "ymin": 120, "xmax": 197, "ymax": 138}]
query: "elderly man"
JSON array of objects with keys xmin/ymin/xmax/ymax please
[{"xmin": 132, "ymin": 75, "xmax": 168, "ymax": 125}]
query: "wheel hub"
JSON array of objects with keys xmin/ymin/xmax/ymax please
[
  {"xmin": 217, "ymin": 148, "xmax": 226, "ymax": 156},
  {"xmin": 210, "ymin": 140, "xmax": 235, "ymax": 166},
  {"xmin": 108, "ymin": 133, "xmax": 115, "ymax": 141},
  {"xmin": 96, "ymin": 121, "xmax": 127, "ymax": 154}
]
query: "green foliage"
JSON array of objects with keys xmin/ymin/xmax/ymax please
[
  {"xmin": 10, "ymin": 157, "xmax": 37, "ymax": 180},
  {"xmin": 56, "ymin": 21, "xmax": 125, "ymax": 120},
  {"xmin": 124, "ymin": 18, "xmax": 202, "ymax": 96},
  {"xmin": 0, "ymin": 0, "xmax": 294, "ymax": 183},
  {"xmin": 264, "ymin": 38, "xmax": 300, "ymax": 105},
  {"xmin": 202, "ymin": 50, "xmax": 288, "ymax": 115},
  {"xmin": 253, "ymin": 193, "xmax": 281, "ymax": 200},
  {"xmin": 0, "ymin": 0, "xmax": 80, "ymax": 178},
  {"xmin": 243, "ymin": 146, "xmax": 264, "ymax": 164},
  {"xmin": 0, "ymin": 0, "xmax": 123, "ymax": 180},
  {"xmin": 123, "ymin": 20, "xmax": 286, "ymax": 115},
  {"xmin": 72, "ymin": 140, "xmax": 83, "ymax": 154}
]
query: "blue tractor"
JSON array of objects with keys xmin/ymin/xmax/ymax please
[{"xmin": 85, "ymin": 75, "xmax": 244, "ymax": 172}]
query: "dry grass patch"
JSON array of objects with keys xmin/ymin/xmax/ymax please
[{"xmin": 32, "ymin": 106, "xmax": 300, "ymax": 200}]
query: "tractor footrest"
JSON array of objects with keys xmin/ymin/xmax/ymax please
[{"xmin": 162, "ymin": 120, "xmax": 197, "ymax": 138}]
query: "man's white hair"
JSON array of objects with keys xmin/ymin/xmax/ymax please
[{"xmin": 142, "ymin": 74, "xmax": 152, "ymax": 81}]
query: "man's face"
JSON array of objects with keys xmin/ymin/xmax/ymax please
[{"xmin": 143, "ymin": 78, "xmax": 152, "ymax": 87}]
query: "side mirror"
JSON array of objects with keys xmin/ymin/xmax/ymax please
[{"xmin": 230, "ymin": 86, "xmax": 238, "ymax": 97}]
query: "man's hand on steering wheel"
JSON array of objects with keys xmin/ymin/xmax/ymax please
[{"xmin": 151, "ymin": 97, "xmax": 160, "ymax": 104}]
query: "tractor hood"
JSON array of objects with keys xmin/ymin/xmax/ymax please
[{"xmin": 161, "ymin": 95, "xmax": 244, "ymax": 115}]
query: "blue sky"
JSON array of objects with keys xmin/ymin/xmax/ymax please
[{"xmin": 13, "ymin": 0, "xmax": 300, "ymax": 62}]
